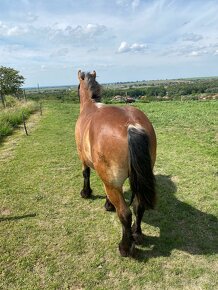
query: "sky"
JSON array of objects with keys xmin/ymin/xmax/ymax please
[{"xmin": 0, "ymin": 0, "xmax": 218, "ymax": 87}]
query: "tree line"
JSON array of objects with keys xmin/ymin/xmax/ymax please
[
  {"xmin": 1, "ymin": 65, "xmax": 218, "ymax": 105},
  {"xmin": 25, "ymin": 79, "xmax": 218, "ymax": 103},
  {"xmin": 102, "ymin": 79, "xmax": 218, "ymax": 100}
]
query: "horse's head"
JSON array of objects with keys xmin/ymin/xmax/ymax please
[{"xmin": 78, "ymin": 70, "xmax": 101, "ymax": 103}]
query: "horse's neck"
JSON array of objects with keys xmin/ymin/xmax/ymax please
[{"xmin": 80, "ymin": 95, "xmax": 96, "ymax": 113}]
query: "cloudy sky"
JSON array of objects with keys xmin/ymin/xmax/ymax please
[{"xmin": 0, "ymin": 0, "xmax": 218, "ymax": 87}]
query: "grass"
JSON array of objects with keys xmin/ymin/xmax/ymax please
[
  {"xmin": 0, "ymin": 100, "xmax": 39, "ymax": 142},
  {"xmin": 0, "ymin": 100, "xmax": 217, "ymax": 289}
]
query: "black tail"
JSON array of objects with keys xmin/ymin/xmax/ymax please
[{"xmin": 128, "ymin": 126, "xmax": 156, "ymax": 209}]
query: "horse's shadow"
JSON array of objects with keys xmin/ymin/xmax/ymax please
[
  {"xmin": 128, "ymin": 175, "xmax": 218, "ymax": 261},
  {"xmin": 0, "ymin": 213, "xmax": 37, "ymax": 222}
]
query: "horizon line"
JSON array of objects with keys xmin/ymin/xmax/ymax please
[{"xmin": 22, "ymin": 75, "xmax": 218, "ymax": 90}]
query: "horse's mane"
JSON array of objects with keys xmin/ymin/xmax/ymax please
[{"xmin": 84, "ymin": 72, "xmax": 102, "ymax": 103}]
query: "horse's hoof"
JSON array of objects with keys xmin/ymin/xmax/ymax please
[
  {"xmin": 104, "ymin": 200, "xmax": 116, "ymax": 212},
  {"xmin": 80, "ymin": 189, "xmax": 92, "ymax": 198},
  {"xmin": 119, "ymin": 242, "xmax": 135, "ymax": 257},
  {"xmin": 133, "ymin": 233, "xmax": 144, "ymax": 245}
]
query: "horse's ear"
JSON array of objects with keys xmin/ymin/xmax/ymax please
[
  {"xmin": 78, "ymin": 70, "xmax": 85, "ymax": 81},
  {"xmin": 92, "ymin": 70, "xmax": 96, "ymax": 78}
]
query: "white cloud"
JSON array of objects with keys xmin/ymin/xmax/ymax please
[
  {"xmin": 0, "ymin": 20, "xmax": 110, "ymax": 52},
  {"xmin": 48, "ymin": 23, "xmax": 109, "ymax": 44},
  {"xmin": 189, "ymin": 50, "xmax": 200, "ymax": 56},
  {"xmin": 0, "ymin": 21, "xmax": 27, "ymax": 36},
  {"xmin": 118, "ymin": 41, "xmax": 129, "ymax": 53},
  {"xmin": 118, "ymin": 41, "xmax": 147, "ymax": 53},
  {"xmin": 162, "ymin": 43, "xmax": 212, "ymax": 58},
  {"xmin": 131, "ymin": 43, "xmax": 148, "ymax": 52},
  {"xmin": 74, "ymin": 23, "xmax": 107, "ymax": 38}
]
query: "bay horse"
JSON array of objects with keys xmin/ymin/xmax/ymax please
[{"xmin": 75, "ymin": 70, "xmax": 157, "ymax": 257}]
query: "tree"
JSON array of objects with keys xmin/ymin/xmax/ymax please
[{"xmin": 0, "ymin": 66, "xmax": 25, "ymax": 108}]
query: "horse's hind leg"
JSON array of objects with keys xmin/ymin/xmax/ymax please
[
  {"xmin": 80, "ymin": 165, "xmax": 92, "ymax": 198},
  {"xmin": 104, "ymin": 196, "xmax": 115, "ymax": 212},
  {"xmin": 132, "ymin": 197, "xmax": 145, "ymax": 244},
  {"xmin": 104, "ymin": 184, "xmax": 135, "ymax": 257}
]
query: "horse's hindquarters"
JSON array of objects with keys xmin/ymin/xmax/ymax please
[{"xmin": 91, "ymin": 128, "xmax": 129, "ymax": 188}]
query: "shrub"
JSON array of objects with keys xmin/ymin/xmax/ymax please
[
  {"xmin": 4, "ymin": 95, "xmax": 19, "ymax": 107},
  {"xmin": 0, "ymin": 121, "xmax": 13, "ymax": 139}
]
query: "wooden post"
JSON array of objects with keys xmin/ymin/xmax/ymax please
[
  {"xmin": 0, "ymin": 94, "xmax": 6, "ymax": 108},
  {"xmin": 39, "ymin": 102, "xmax": 42, "ymax": 115},
  {"xmin": 22, "ymin": 113, "xmax": 28, "ymax": 136},
  {"xmin": 23, "ymin": 89, "xmax": 27, "ymax": 102}
]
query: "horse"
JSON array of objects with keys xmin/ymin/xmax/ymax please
[{"xmin": 75, "ymin": 70, "xmax": 157, "ymax": 257}]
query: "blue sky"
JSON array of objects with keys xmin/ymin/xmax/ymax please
[{"xmin": 0, "ymin": 0, "xmax": 218, "ymax": 87}]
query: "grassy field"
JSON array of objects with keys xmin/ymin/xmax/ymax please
[{"xmin": 0, "ymin": 100, "xmax": 217, "ymax": 289}]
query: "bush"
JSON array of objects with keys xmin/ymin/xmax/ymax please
[
  {"xmin": 0, "ymin": 121, "xmax": 13, "ymax": 138},
  {"xmin": 4, "ymin": 95, "xmax": 19, "ymax": 107}
]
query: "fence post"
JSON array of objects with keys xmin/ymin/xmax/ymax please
[
  {"xmin": 22, "ymin": 112, "xmax": 28, "ymax": 136},
  {"xmin": 39, "ymin": 102, "xmax": 42, "ymax": 115},
  {"xmin": 23, "ymin": 89, "xmax": 27, "ymax": 102},
  {"xmin": 0, "ymin": 94, "xmax": 6, "ymax": 108}
]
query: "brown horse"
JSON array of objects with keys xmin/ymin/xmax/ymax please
[{"xmin": 75, "ymin": 70, "xmax": 157, "ymax": 257}]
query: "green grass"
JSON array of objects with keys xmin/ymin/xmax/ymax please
[
  {"xmin": 0, "ymin": 100, "xmax": 217, "ymax": 289},
  {"xmin": 0, "ymin": 100, "xmax": 39, "ymax": 142}
]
